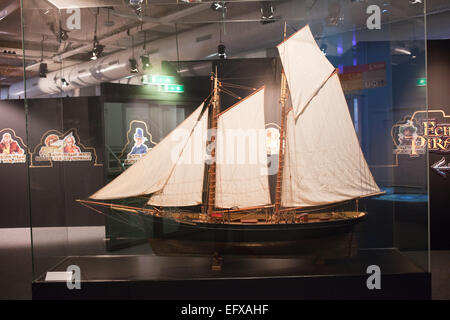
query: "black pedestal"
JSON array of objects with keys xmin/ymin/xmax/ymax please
[{"xmin": 32, "ymin": 248, "xmax": 430, "ymax": 300}]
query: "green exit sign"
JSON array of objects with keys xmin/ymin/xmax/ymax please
[
  {"xmin": 142, "ymin": 75, "xmax": 184, "ymax": 93},
  {"xmin": 158, "ymin": 84, "xmax": 184, "ymax": 93},
  {"xmin": 417, "ymin": 78, "xmax": 427, "ymax": 87},
  {"xmin": 143, "ymin": 75, "xmax": 176, "ymax": 85}
]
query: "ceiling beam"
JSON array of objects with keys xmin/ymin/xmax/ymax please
[
  {"xmin": 46, "ymin": 2, "xmax": 211, "ymax": 63},
  {"xmin": 0, "ymin": 0, "xmax": 19, "ymax": 22},
  {"xmin": 0, "ymin": 39, "xmax": 60, "ymax": 53},
  {"xmin": 46, "ymin": 0, "xmax": 122, "ymax": 9}
]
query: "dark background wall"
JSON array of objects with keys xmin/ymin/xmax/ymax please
[
  {"xmin": 428, "ymin": 40, "xmax": 450, "ymax": 250},
  {"xmin": 0, "ymin": 100, "xmax": 29, "ymax": 228},
  {"xmin": 0, "ymin": 97, "xmax": 105, "ymax": 228},
  {"xmin": 27, "ymin": 97, "xmax": 105, "ymax": 227}
]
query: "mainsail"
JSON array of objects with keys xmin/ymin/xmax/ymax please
[
  {"xmin": 90, "ymin": 103, "xmax": 206, "ymax": 200},
  {"xmin": 278, "ymin": 25, "xmax": 381, "ymax": 207},
  {"xmin": 215, "ymin": 88, "xmax": 271, "ymax": 209}
]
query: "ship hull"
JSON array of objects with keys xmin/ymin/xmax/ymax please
[{"xmin": 142, "ymin": 212, "xmax": 365, "ymax": 257}]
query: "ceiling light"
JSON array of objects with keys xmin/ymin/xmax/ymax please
[
  {"xmin": 218, "ymin": 44, "xmax": 226, "ymax": 60},
  {"xmin": 411, "ymin": 48, "xmax": 419, "ymax": 60},
  {"xmin": 61, "ymin": 78, "xmax": 70, "ymax": 87},
  {"xmin": 129, "ymin": 0, "xmax": 144, "ymax": 16},
  {"xmin": 57, "ymin": 29, "xmax": 69, "ymax": 42},
  {"xmin": 260, "ymin": 2, "xmax": 275, "ymax": 25},
  {"xmin": 39, "ymin": 63, "xmax": 48, "ymax": 78},
  {"xmin": 129, "ymin": 59, "xmax": 139, "ymax": 73},
  {"xmin": 90, "ymin": 40, "xmax": 104, "ymax": 60},
  {"xmin": 141, "ymin": 55, "xmax": 151, "ymax": 70},
  {"xmin": 211, "ymin": 1, "xmax": 227, "ymax": 12}
]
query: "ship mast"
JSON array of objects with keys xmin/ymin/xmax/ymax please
[
  {"xmin": 207, "ymin": 66, "xmax": 220, "ymax": 219},
  {"xmin": 274, "ymin": 23, "xmax": 289, "ymax": 222}
]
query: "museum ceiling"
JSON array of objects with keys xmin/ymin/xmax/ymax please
[{"xmin": 0, "ymin": 0, "xmax": 449, "ymax": 87}]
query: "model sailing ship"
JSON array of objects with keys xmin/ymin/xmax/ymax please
[{"xmin": 78, "ymin": 25, "xmax": 382, "ymax": 253}]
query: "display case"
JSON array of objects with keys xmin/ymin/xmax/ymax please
[{"xmin": 13, "ymin": 0, "xmax": 433, "ymax": 299}]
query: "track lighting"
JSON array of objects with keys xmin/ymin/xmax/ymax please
[
  {"xmin": 141, "ymin": 55, "xmax": 151, "ymax": 70},
  {"xmin": 411, "ymin": 48, "xmax": 419, "ymax": 60},
  {"xmin": 90, "ymin": 40, "xmax": 104, "ymax": 60},
  {"xmin": 57, "ymin": 29, "xmax": 69, "ymax": 42},
  {"xmin": 39, "ymin": 36, "xmax": 47, "ymax": 78},
  {"xmin": 129, "ymin": 58, "xmax": 139, "ymax": 73},
  {"xmin": 39, "ymin": 63, "xmax": 48, "ymax": 78},
  {"xmin": 260, "ymin": 2, "xmax": 275, "ymax": 25},
  {"xmin": 129, "ymin": 0, "xmax": 144, "ymax": 16},
  {"xmin": 61, "ymin": 78, "xmax": 70, "ymax": 87},
  {"xmin": 218, "ymin": 43, "xmax": 226, "ymax": 60},
  {"xmin": 211, "ymin": 1, "xmax": 227, "ymax": 12}
]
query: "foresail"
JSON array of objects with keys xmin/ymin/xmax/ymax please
[
  {"xmin": 281, "ymin": 74, "xmax": 380, "ymax": 207},
  {"xmin": 277, "ymin": 25, "xmax": 335, "ymax": 118},
  {"xmin": 215, "ymin": 88, "xmax": 271, "ymax": 209},
  {"xmin": 90, "ymin": 103, "xmax": 205, "ymax": 200},
  {"xmin": 148, "ymin": 108, "xmax": 208, "ymax": 207}
]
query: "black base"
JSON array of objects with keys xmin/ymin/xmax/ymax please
[{"xmin": 32, "ymin": 249, "xmax": 430, "ymax": 300}]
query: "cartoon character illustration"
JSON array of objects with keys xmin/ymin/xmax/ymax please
[
  {"xmin": 130, "ymin": 128, "xmax": 149, "ymax": 155},
  {"xmin": 39, "ymin": 134, "xmax": 63, "ymax": 157},
  {"xmin": 398, "ymin": 120, "xmax": 418, "ymax": 147},
  {"xmin": 45, "ymin": 134, "xmax": 60, "ymax": 148},
  {"xmin": 63, "ymin": 133, "xmax": 81, "ymax": 154},
  {"xmin": 0, "ymin": 133, "xmax": 24, "ymax": 155}
]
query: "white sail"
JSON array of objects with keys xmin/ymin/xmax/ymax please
[
  {"xmin": 148, "ymin": 108, "xmax": 208, "ymax": 207},
  {"xmin": 277, "ymin": 25, "xmax": 335, "ymax": 118},
  {"xmin": 90, "ymin": 103, "xmax": 205, "ymax": 200},
  {"xmin": 215, "ymin": 88, "xmax": 271, "ymax": 209},
  {"xmin": 279, "ymin": 26, "xmax": 380, "ymax": 207}
]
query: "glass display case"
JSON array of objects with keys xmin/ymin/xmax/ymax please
[{"xmin": 14, "ymin": 0, "xmax": 433, "ymax": 299}]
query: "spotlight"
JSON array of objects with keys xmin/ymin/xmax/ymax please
[
  {"xmin": 90, "ymin": 41, "xmax": 104, "ymax": 60},
  {"xmin": 409, "ymin": 48, "xmax": 420, "ymax": 64},
  {"xmin": 129, "ymin": 58, "xmax": 139, "ymax": 73},
  {"xmin": 260, "ymin": 2, "xmax": 275, "ymax": 25},
  {"xmin": 218, "ymin": 43, "xmax": 226, "ymax": 60},
  {"xmin": 129, "ymin": 0, "xmax": 144, "ymax": 16},
  {"xmin": 140, "ymin": 55, "xmax": 151, "ymax": 70},
  {"xmin": 411, "ymin": 48, "xmax": 419, "ymax": 60},
  {"xmin": 39, "ymin": 63, "xmax": 48, "ymax": 78},
  {"xmin": 210, "ymin": 1, "xmax": 227, "ymax": 12},
  {"xmin": 57, "ymin": 29, "xmax": 69, "ymax": 42},
  {"xmin": 61, "ymin": 78, "xmax": 70, "ymax": 87}
]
